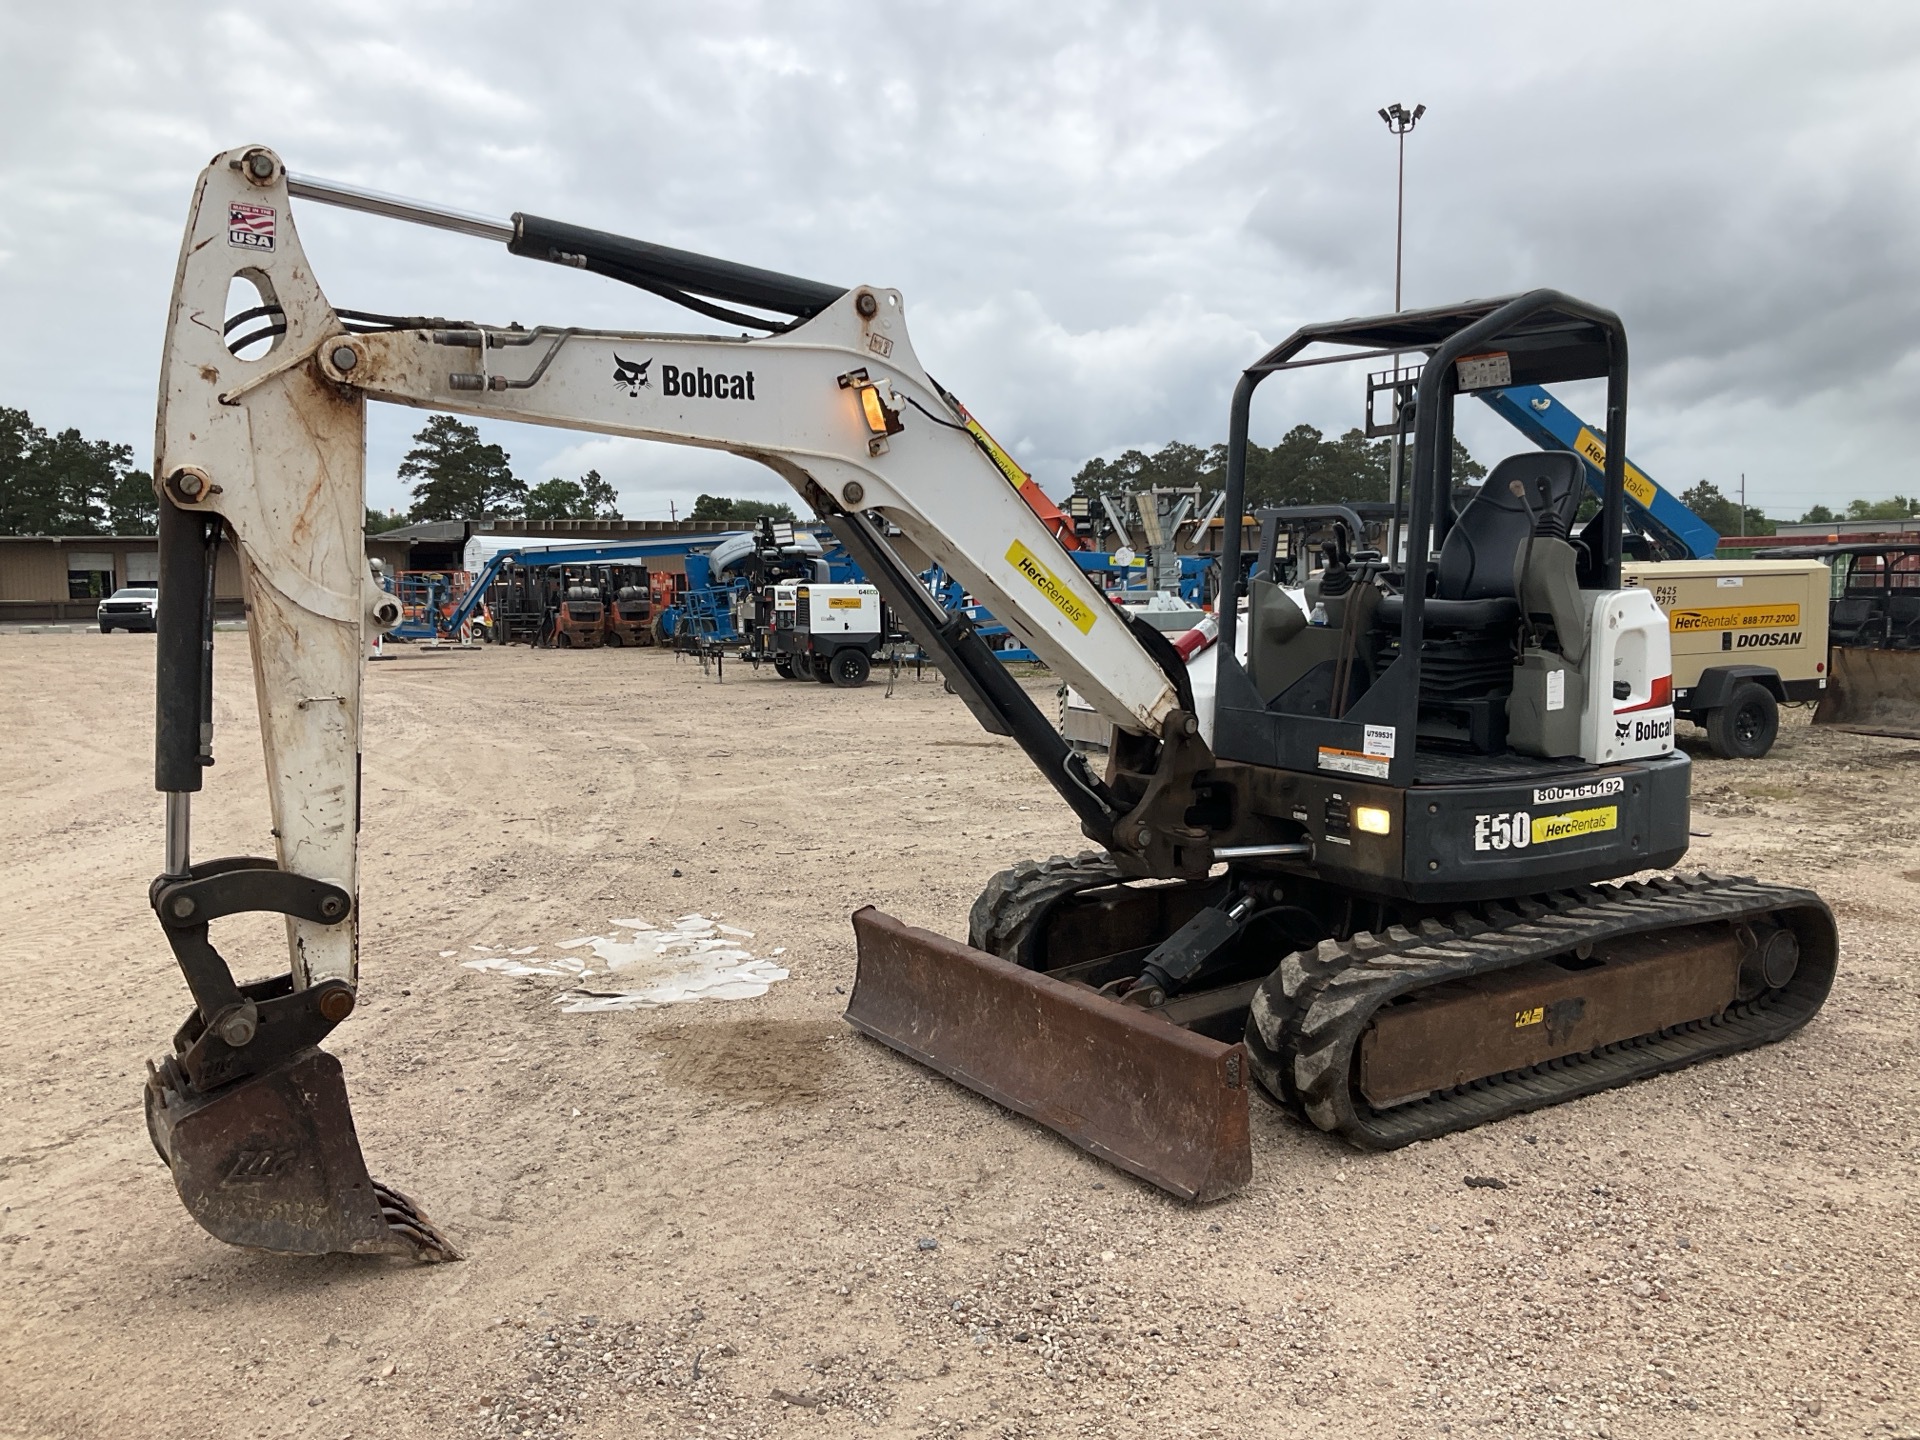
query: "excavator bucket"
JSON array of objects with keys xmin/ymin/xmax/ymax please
[
  {"xmin": 1813, "ymin": 646, "xmax": 1920, "ymax": 740},
  {"xmin": 145, "ymin": 1048, "xmax": 458, "ymax": 1260},
  {"xmin": 845, "ymin": 908, "xmax": 1252, "ymax": 1202}
]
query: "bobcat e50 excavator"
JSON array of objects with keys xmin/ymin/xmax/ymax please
[{"xmin": 144, "ymin": 145, "xmax": 1837, "ymax": 1259}]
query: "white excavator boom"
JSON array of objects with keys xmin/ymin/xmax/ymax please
[{"xmin": 142, "ymin": 145, "xmax": 1209, "ymax": 1256}]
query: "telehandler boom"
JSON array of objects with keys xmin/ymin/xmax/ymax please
[{"xmin": 144, "ymin": 147, "xmax": 1835, "ymax": 1257}]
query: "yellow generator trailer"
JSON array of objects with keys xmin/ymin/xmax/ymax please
[{"xmin": 1623, "ymin": 558, "xmax": 1831, "ymax": 758}]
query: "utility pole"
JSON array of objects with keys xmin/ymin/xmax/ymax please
[
  {"xmin": 1739, "ymin": 472, "xmax": 1747, "ymax": 536},
  {"xmin": 669, "ymin": 500, "xmax": 677, "ymax": 522},
  {"xmin": 1379, "ymin": 101, "xmax": 1426, "ymax": 561}
]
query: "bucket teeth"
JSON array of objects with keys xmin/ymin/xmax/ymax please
[{"xmin": 373, "ymin": 1182, "xmax": 461, "ymax": 1262}]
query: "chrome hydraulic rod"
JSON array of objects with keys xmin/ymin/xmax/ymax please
[{"xmin": 286, "ymin": 171, "xmax": 514, "ymax": 243}]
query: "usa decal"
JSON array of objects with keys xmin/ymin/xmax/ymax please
[{"xmin": 228, "ymin": 203, "xmax": 276, "ymax": 251}]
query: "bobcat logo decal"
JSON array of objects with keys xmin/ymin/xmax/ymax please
[{"xmin": 612, "ymin": 354, "xmax": 651, "ymax": 396}]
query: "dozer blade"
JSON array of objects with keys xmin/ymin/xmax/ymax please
[
  {"xmin": 1813, "ymin": 646, "xmax": 1920, "ymax": 740},
  {"xmin": 846, "ymin": 908, "xmax": 1251, "ymax": 1202},
  {"xmin": 145, "ymin": 1047, "xmax": 458, "ymax": 1261}
]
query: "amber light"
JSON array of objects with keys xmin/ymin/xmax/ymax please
[
  {"xmin": 1354, "ymin": 805, "xmax": 1392, "ymax": 836},
  {"xmin": 859, "ymin": 384, "xmax": 891, "ymax": 434}
]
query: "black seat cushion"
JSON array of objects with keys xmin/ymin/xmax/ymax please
[
  {"xmin": 1433, "ymin": 451, "xmax": 1586, "ymax": 602},
  {"xmin": 1376, "ymin": 593, "xmax": 1520, "ymax": 628},
  {"xmin": 1374, "ymin": 452, "xmax": 1584, "ymax": 635}
]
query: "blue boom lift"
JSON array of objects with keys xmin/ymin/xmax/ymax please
[{"xmin": 1477, "ymin": 384, "xmax": 1719, "ymax": 559}]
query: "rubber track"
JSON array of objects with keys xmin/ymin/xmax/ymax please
[
  {"xmin": 968, "ymin": 852, "xmax": 1122, "ymax": 963},
  {"xmin": 1244, "ymin": 871, "xmax": 1838, "ymax": 1150}
]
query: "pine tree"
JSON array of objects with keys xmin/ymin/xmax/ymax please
[
  {"xmin": 401, "ymin": 415, "xmax": 524, "ymax": 521},
  {"xmin": 523, "ymin": 478, "xmax": 586, "ymax": 520},
  {"xmin": 578, "ymin": 468, "xmax": 620, "ymax": 518},
  {"xmin": 0, "ymin": 406, "xmax": 152, "ymax": 534}
]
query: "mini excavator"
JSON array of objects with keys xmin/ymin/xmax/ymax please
[{"xmin": 143, "ymin": 146, "xmax": 1836, "ymax": 1257}]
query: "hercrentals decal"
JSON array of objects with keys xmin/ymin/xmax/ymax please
[
  {"xmin": 1005, "ymin": 540, "xmax": 1097, "ymax": 634},
  {"xmin": 1670, "ymin": 604, "xmax": 1800, "ymax": 633},
  {"xmin": 1472, "ymin": 804, "xmax": 1619, "ymax": 852},
  {"xmin": 1573, "ymin": 427, "xmax": 1658, "ymax": 510}
]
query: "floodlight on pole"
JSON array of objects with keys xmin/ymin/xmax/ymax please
[
  {"xmin": 1378, "ymin": 101, "xmax": 1425, "ymax": 562},
  {"xmin": 1378, "ymin": 102, "xmax": 1425, "ymax": 310}
]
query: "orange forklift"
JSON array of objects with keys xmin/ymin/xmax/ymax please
[{"xmin": 600, "ymin": 564, "xmax": 655, "ymax": 646}]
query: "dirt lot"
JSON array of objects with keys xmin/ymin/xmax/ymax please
[{"xmin": 2, "ymin": 630, "xmax": 1916, "ymax": 1440}]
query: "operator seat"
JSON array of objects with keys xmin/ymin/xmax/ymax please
[
  {"xmin": 1377, "ymin": 450, "xmax": 1587, "ymax": 629},
  {"xmin": 1374, "ymin": 451, "xmax": 1587, "ymax": 753}
]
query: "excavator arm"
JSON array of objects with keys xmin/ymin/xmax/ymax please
[{"xmin": 145, "ymin": 145, "xmax": 1228, "ymax": 1256}]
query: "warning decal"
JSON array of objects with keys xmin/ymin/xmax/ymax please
[
  {"xmin": 228, "ymin": 202, "xmax": 276, "ymax": 251},
  {"xmin": 1005, "ymin": 539, "xmax": 1097, "ymax": 634},
  {"xmin": 1318, "ymin": 746, "xmax": 1390, "ymax": 780}
]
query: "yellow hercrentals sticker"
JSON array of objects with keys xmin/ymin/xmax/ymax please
[
  {"xmin": 1669, "ymin": 604, "xmax": 1801, "ymax": 632},
  {"xmin": 1531, "ymin": 805, "xmax": 1618, "ymax": 844},
  {"xmin": 1005, "ymin": 539, "xmax": 1097, "ymax": 634},
  {"xmin": 1573, "ymin": 426, "xmax": 1658, "ymax": 510},
  {"xmin": 966, "ymin": 417, "xmax": 1034, "ymax": 493},
  {"xmin": 827, "ymin": 596, "xmax": 863, "ymax": 609},
  {"xmin": 1515, "ymin": 1006, "xmax": 1545, "ymax": 1029}
]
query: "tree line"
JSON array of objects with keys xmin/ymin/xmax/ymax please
[
  {"xmin": 0, "ymin": 406, "xmax": 157, "ymax": 534},
  {"xmin": 1068, "ymin": 426, "xmax": 1486, "ymax": 511},
  {"xmin": 387, "ymin": 414, "xmax": 623, "ymax": 527},
  {"xmin": 381, "ymin": 415, "xmax": 801, "ymax": 527},
  {"xmin": 1675, "ymin": 481, "xmax": 1920, "ymax": 539},
  {"xmin": 6, "ymin": 403, "xmax": 1916, "ymax": 538}
]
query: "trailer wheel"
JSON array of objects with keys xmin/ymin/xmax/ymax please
[
  {"xmin": 1705, "ymin": 681, "xmax": 1778, "ymax": 759},
  {"xmin": 829, "ymin": 649, "xmax": 872, "ymax": 687}
]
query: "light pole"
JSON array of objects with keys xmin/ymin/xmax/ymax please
[
  {"xmin": 1378, "ymin": 103, "xmax": 1425, "ymax": 309},
  {"xmin": 1378, "ymin": 102, "xmax": 1424, "ymax": 560}
]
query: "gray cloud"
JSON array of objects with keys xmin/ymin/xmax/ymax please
[{"xmin": 1, "ymin": 1, "xmax": 1913, "ymax": 522}]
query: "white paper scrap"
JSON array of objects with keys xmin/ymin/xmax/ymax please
[{"xmin": 449, "ymin": 914, "xmax": 788, "ymax": 1015}]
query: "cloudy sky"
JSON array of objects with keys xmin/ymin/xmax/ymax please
[{"xmin": 2, "ymin": 2, "xmax": 1915, "ymax": 522}]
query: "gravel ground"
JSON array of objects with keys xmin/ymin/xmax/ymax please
[{"xmin": 1, "ymin": 631, "xmax": 1915, "ymax": 1440}]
